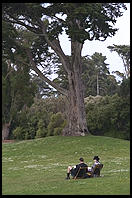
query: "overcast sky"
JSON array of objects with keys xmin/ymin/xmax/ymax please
[{"xmin": 59, "ymin": 3, "xmax": 130, "ymax": 80}]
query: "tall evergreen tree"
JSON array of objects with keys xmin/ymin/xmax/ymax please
[
  {"xmin": 2, "ymin": 21, "xmax": 36, "ymax": 139},
  {"xmin": 108, "ymin": 44, "xmax": 130, "ymax": 79},
  {"xmin": 2, "ymin": 3, "xmax": 127, "ymax": 136},
  {"xmin": 82, "ymin": 53, "xmax": 118, "ymax": 96}
]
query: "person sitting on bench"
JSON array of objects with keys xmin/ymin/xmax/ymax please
[
  {"xmin": 88, "ymin": 156, "xmax": 102, "ymax": 177},
  {"xmin": 91, "ymin": 156, "xmax": 100, "ymax": 171},
  {"xmin": 65, "ymin": 157, "xmax": 88, "ymax": 179}
]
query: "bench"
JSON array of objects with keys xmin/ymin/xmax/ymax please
[
  {"xmin": 74, "ymin": 164, "xmax": 103, "ymax": 179},
  {"xmin": 74, "ymin": 167, "xmax": 89, "ymax": 179},
  {"xmin": 89, "ymin": 163, "xmax": 103, "ymax": 177}
]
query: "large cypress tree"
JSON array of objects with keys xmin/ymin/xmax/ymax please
[{"xmin": 2, "ymin": 3, "xmax": 127, "ymax": 136}]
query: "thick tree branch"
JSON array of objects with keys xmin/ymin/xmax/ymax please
[
  {"xmin": 4, "ymin": 15, "xmax": 40, "ymax": 34},
  {"xmin": 26, "ymin": 49, "xmax": 68, "ymax": 97},
  {"xmin": 6, "ymin": 16, "xmax": 71, "ymax": 74},
  {"xmin": 39, "ymin": 19, "xmax": 71, "ymax": 74}
]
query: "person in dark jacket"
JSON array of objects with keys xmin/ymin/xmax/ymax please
[{"xmin": 65, "ymin": 157, "xmax": 88, "ymax": 179}]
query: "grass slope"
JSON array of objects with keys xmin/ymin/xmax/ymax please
[{"xmin": 2, "ymin": 135, "xmax": 130, "ymax": 195}]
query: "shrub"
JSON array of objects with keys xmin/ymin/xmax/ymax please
[
  {"xmin": 104, "ymin": 130, "xmax": 129, "ymax": 140},
  {"xmin": 47, "ymin": 112, "xmax": 66, "ymax": 136},
  {"xmin": 85, "ymin": 94, "xmax": 130, "ymax": 139},
  {"xmin": 35, "ymin": 128, "xmax": 48, "ymax": 138},
  {"xmin": 35, "ymin": 119, "xmax": 48, "ymax": 138},
  {"xmin": 25, "ymin": 127, "xmax": 36, "ymax": 140},
  {"xmin": 13, "ymin": 127, "xmax": 26, "ymax": 140}
]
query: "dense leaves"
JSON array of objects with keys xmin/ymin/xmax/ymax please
[
  {"xmin": 12, "ymin": 97, "xmax": 67, "ymax": 140},
  {"xmin": 2, "ymin": 3, "xmax": 127, "ymax": 43},
  {"xmin": 85, "ymin": 94, "xmax": 130, "ymax": 139}
]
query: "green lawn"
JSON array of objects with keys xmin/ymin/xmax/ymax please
[{"xmin": 2, "ymin": 135, "xmax": 130, "ymax": 195}]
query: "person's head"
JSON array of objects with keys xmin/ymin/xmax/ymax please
[
  {"xmin": 93, "ymin": 156, "xmax": 100, "ymax": 162},
  {"xmin": 79, "ymin": 157, "xmax": 84, "ymax": 162}
]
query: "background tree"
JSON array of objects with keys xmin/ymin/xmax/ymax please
[
  {"xmin": 82, "ymin": 53, "xmax": 118, "ymax": 96},
  {"xmin": 107, "ymin": 44, "xmax": 130, "ymax": 79},
  {"xmin": 118, "ymin": 77, "xmax": 130, "ymax": 99},
  {"xmin": 2, "ymin": 3, "xmax": 127, "ymax": 136},
  {"xmin": 85, "ymin": 94, "xmax": 130, "ymax": 140},
  {"xmin": 2, "ymin": 61, "xmax": 37, "ymax": 140},
  {"xmin": 2, "ymin": 21, "xmax": 37, "ymax": 140}
]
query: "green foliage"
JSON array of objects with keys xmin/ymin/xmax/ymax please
[
  {"xmin": 35, "ymin": 128, "xmax": 48, "ymax": 139},
  {"xmin": 2, "ymin": 71, "xmax": 12, "ymax": 123},
  {"xmin": 108, "ymin": 44, "xmax": 130, "ymax": 79},
  {"xmin": 11, "ymin": 97, "xmax": 67, "ymax": 140},
  {"xmin": 85, "ymin": 94, "xmax": 130, "ymax": 139},
  {"xmin": 25, "ymin": 127, "xmax": 36, "ymax": 140},
  {"xmin": 2, "ymin": 20, "xmax": 18, "ymax": 60},
  {"xmin": 104, "ymin": 129, "xmax": 129, "ymax": 140},
  {"xmin": 10, "ymin": 92, "xmax": 129, "ymax": 141},
  {"xmin": 35, "ymin": 119, "xmax": 48, "ymax": 138},
  {"xmin": 2, "ymin": 23, "xmax": 37, "ymax": 128},
  {"xmin": 13, "ymin": 127, "xmax": 26, "ymax": 140},
  {"xmin": 61, "ymin": 3, "xmax": 127, "ymax": 42},
  {"xmin": 82, "ymin": 53, "xmax": 118, "ymax": 96},
  {"xmin": 3, "ymin": 3, "xmax": 127, "ymax": 44},
  {"xmin": 118, "ymin": 77, "xmax": 130, "ymax": 99},
  {"xmin": 47, "ymin": 112, "xmax": 66, "ymax": 136}
]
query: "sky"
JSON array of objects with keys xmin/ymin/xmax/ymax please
[{"xmin": 58, "ymin": 3, "xmax": 130, "ymax": 80}]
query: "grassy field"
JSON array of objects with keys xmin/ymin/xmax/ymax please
[{"xmin": 2, "ymin": 135, "xmax": 130, "ymax": 195}]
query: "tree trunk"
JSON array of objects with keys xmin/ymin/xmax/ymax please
[
  {"xmin": 2, "ymin": 123, "xmax": 10, "ymax": 140},
  {"xmin": 97, "ymin": 73, "xmax": 99, "ymax": 96},
  {"xmin": 62, "ymin": 72, "xmax": 89, "ymax": 136},
  {"xmin": 62, "ymin": 41, "xmax": 90, "ymax": 136}
]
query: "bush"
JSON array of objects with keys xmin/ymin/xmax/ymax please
[
  {"xmin": 35, "ymin": 128, "xmax": 48, "ymax": 138},
  {"xmin": 85, "ymin": 94, "xmax": 130, "ymax": 139},
  {"xmin": 47, "ymin": 112, "xmax": 66, "ymax": 136},
  {"xmin": 10, "ymin": 96, "xmax": 68, "ymax": 140},
  {"xmin": 35, "ymin": 119, "xmax": 48, "ymax": 138},
  {"xmin": 13, "ymin": 127, "xmax": 26, "ymax": 140},
  {"xmin": 104, "ymin": 130, "xmax": 129, "ymax": 140},
  {"xmin": 25, "ymin": 127, "xmax": 36, "ymax": 140}
]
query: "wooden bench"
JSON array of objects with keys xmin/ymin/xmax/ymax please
[
  {"xmin": 89, "ymin": 163, "xmax": 103, "ymax": 177},
  {"xmin": 74, "ymin": 166, "xmax": 89, "ymax": 179},
  {"xmin": 74, "ymin": 164, "xmax": 103, "ymax": 179}
]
